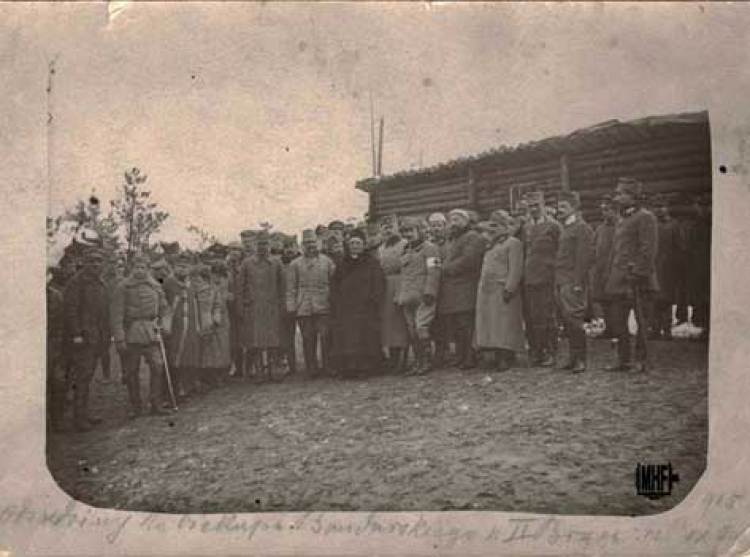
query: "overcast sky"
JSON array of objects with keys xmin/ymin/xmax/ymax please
[{"xmin": 11, "ymin": 3, "xmax": 750, "ymax": 247}]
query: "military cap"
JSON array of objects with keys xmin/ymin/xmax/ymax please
[
  {"xmin": 523, "ymin": 191, "xmax": 545, "ymax": 205},
  {"xmin": 227, "ymin": 241, "xmax": 242, "ymax": 251},
  {"xmin": 448, "ymin": 209, "xmax": 471, "ymax": 223},
  {"xmin": 348, "ymin": 228, "xmax": 367, "ymax": 243},
  {"xmin": 427, "ymin": 212, "xmax": 447, "ymax": 224},
  {"xmin": 302, "ymin": 229, "xmax": 317, "ymax": 243},
  {"xmin": 557, "ymin": 190, "xmax": 581, "ymax": 207},
  {"xmin": 490, "ymin": 209, "xmax": 512, "ymax": 226},
  {"xmin": 328, "ymin": 220, "xmax": 346, "ymax": 231},
  {"xmin": 240, "ymin": 229, "xmax": 254, "ymax": 238},
  {"xmin": 616, "ymin": 177, "xmax": 642, "ymax": 197},
  {"xmin": 399, "ymin": 216, "xmax": 427, "ymax": 231}
]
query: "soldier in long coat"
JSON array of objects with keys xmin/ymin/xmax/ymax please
[
  {"xmin": 438, "ymin": 208, "xmax": 486, "ymax": 369},
  {"xmin": 237, "ymin": 231, "xmax": 285, "ymax": 379},
  {"xmin": 554, "ymin": 191, "xmax": 595, "ymax": 373},
  {"xmin": 377, "ymin": 215, "xmax": 410, "ymax": 371},
  {"xmin": 63, "ymin": 247, "xmax": 109, "ymax": 431},
  {"xmin": 591, "ymin": 195, "xmax": 618, "ymax": 337},
  {"xmin": 651, "ymin": 196, "xmax": 683, "ymax": 340},
  {"xmin": 330, "ymin": 229, "xmax": 385, "ymax": 377},
  {"xmin": 279, "ymin": 238, "xmax": 301, "ymax": 375},
  {"xmin": 605, "ymin": 178, "xmax": 659, "ymax": 372},
  {"xmin": 475, "ymin": 215, "xmax": 525, "ymax": 371}
]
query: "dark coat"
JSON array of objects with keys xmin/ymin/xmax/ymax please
[
  {"xmin": 591, "ymin": 219, "xmax": 617, "ymax": 302},
  {"xmin": 655, "ymin": 217, "xmax": 683, "ymax": 302},
  {"xmin": 605, "ymin": 207, "xmax": 659, "ymax": 297},
  {"xmin": 63, "ymin": 269, "xmax": 110, "ymax": 347},
  {"xmin": 555, "ymin": 216, "xmax": 595, "ymax": 288},
  {"xmin": 682, "ymin": 215, "xmax": 711, "ymax": 304},
  {"xmin": 524, "ymin": 218, "xmax": 561, "ymax": 286},
  {"xmin": 438, "ymin": 229, "xmax": 485, "ymax": 315},
  {"xmin": 330, "ymin": 253, "xmax": 384, "ymax": 359},
  {"xmin": 47, "ymin": 284, "xmax": 65, "ymax": 366}
]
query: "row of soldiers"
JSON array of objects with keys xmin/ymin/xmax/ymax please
[{"xmin": 46, "ymin": 176, "xmax": 711, "ymax": 432}]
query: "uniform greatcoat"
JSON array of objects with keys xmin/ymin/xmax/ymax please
[
  {"xmin": 605, "ymin": 207, "xmax": 659, "ymax": 297},
  {"xmin": 378, "ymin": 237, "xmax": 409, "ymax": 347},
  {"xmin": 437, "ymin": 229, "xmax": 485, "ymax": 315},
  {"xmin": 237, "ymin": 255, "xmax": 285, "ymax": 349},
  {"xmin": 475, "ymin": 236, "xmax": 525, "ymax": 351}
]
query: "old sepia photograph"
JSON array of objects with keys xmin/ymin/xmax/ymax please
[{"xmin": 41, "ymin": 3, "xmax": 711, "ymax": 518}]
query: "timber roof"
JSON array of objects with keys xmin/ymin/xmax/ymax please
[{"xmin": 356, "ymin": 111, "xmax": 709, "ymax": 192}]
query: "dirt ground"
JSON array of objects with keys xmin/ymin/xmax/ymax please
[{"xmin": 47, "ymin": 337, "xmax": 707, "ymax": 516}]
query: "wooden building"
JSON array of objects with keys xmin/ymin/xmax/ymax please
[{"xmin": 356, "ymin": 111, "xmax": 711, "ymax": 223}]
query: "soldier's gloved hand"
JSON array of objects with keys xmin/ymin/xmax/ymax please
[
  {"xmin": 422, "ymin": 293, "xmax": 435, "ymax": 305},
  {"xmin": 116, "ymin": 341, "xmax": 127, "ymax": 354}
]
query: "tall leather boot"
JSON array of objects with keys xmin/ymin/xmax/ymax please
[
  {"xmin": 458, "ymin": 329, "xmax": 475, "ymax": 370},
  {"xmin": 417, "ymin": 339, "xmax": 433, "ymax": 375},
  {"xmin": 407, "ymin": 342, "xmax": 422, "ymax": 376},
  {"xmin": 127, "ymin": 371, "xmax": 142, "ymax": 418},
  {"xmin": 73, "ymin": 381, "xmax": 93, "ymax": 432},
  {"xmin": 150, "ymin": 361, "xmax": 167, "ymax": 416}
]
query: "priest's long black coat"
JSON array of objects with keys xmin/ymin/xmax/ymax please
[{"xmin": 330, "ymin": 253, "xmax": 385, "ymax": 360}]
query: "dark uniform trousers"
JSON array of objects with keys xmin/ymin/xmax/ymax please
[
  {"xmin": 228, "ymin": 309, "xmax": 244, "ymax": 372},
  {"xmin": 298, "ymin": 314, "xmax": 331, "ymax": 374},
  {"xmin": 525, "ymin": 283, "xmax": 558, "ymax": 359},
  {"xmin": 610, "ymin": 287, "xmax": 651, "ymax": 364},
  {"xmin": 555, "ymin": 284, "xmax": 587, "ymax": 363},
  {"xmin": 444, "ymin": 311, "xmax": 475, "ymax": 365},
  {"xmin": 69, "ymin": 343, "xmax": 109, "ymax": 422},
  {"xmin": 281, "ymin": 311, "xmax": 298, "ymax": 373},
  {"xmin": 122, "ymin": 343, "xmax": 164, "ymax": 409}
]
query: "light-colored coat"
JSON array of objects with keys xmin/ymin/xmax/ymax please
[
  {"xmin": 398, "ymin": 240, "xmax": 441, "ymax": 306},
  {"xmin": 378, "ymin": 237, "xmax": 409, "ymax": 347},
  {"xmin": 286, "ymin": 254, "xmax": 336, "ymax": 316},
  {"xmin": 475, "ymin": 236, "xmax": 525, "ymax": 351},
  {"xmin": 238, "ymin": 255, "xmax": 285, "ymax": 348},
  {"xmin": 110, "ymin": 276, "xmax": 169, "ymax": 345}
]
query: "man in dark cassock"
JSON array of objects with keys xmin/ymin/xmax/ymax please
[
  {"xmin": 651, "ymin": 196, "xmax": 683, "ymax": 340},
  {"xmin": 605, "ymin": 177, "xmax": 659, "ymax": 372},
  {"xmin": 591, "ymin": 195, "xmax": 618, "ymax": 338},
  {"xmin": 522, "ymin": 191, "xmax": 561, "ymax": 367},
  {"xmin": 554, "ymin": 191, "xmax": 595, "ymax": 373},
  {"xmin": 63, "ymin": 247, "xmax": 110, "ymax": 431},
  {"xmin": 330, "ymin": 228, "xmax": 384, "ymax": 377}
]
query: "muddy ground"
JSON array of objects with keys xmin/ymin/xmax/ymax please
[{"xmin": 47, "ymin": 338, "xmax": 707, "ymax": 516}]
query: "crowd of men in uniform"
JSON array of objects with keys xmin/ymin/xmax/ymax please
[{"xmin": 46, "ymin": 176, "xmax": 711, "ymax": 433}]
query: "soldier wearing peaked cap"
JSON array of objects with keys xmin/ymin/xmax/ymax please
[
  {"xmin": 287, "ymin": 229, "xmax": 335, "ymax": 377},
  {"xmin": 398, "ymin": 216, "xmax": 441, "ymax": 375},
  {"xmin": 591, "ymin": 194, "xmax": 619, "ymax": 338},
  {"xmin": 522, "ymin": 191, "xmax": 561, "ymax": 367},
  {"xmin": 605, "ymin": 177, "xmax": 659, "ymax": 372},
  {"xmin": 554, "ymin": 190, "xmax": 595, "ymax": 374},
  {"xmin": 62, "ymin": 245, "xmax": 110, "ymax": 431},
  {"xmin": 650, "ymin": 195, "xmax": 682, "ymax": 340},
  {"xmin": 111, "ymin": 253, "xmax": 170, "ymax": 417}
]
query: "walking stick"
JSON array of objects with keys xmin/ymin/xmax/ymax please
[
  {"xmin": 628, "ymin": 262, "xmax": 648, "ymax": 371},
  {"xmin": 157, "ymin": 330, "xmax": 179, "ymax": 412}
]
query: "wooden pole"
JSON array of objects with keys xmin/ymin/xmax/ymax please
[
  {"xmin": 377, "ymin": 116, "xmax": 385, "ymax": 176},
  {"xmin": 560, "ymin": 153, "xmax": 571, "ymax": 191},
  {"xmin": 370, "ymin": 92, "xmax": 377, "ymax": 177}
]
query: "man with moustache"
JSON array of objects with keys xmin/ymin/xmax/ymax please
[
  {"xmin": 554, "ymin": 191, "xmax": 595, "ymax": 374},
  {"xmin": 605, "ymin": 177, "xmax": 659, "ymax": 372},
  {"xmin": 287, "ymin": 229, "xmax": 336, "ymax": 377},
  {"xmin": 522, "ymin": 191, "xmax": 561, "ymax": 367},
  {"xmin": 63, "ymin": 246, "xmax": 110, "ymax": 431},
  {"xmin": 437, "ymin": 208, "xmax": 485, "ymax": 370}
]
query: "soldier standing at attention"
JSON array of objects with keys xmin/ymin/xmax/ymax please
[
  {"xmin": 63, "ymin": 246, "xmax": 110, "ymax": 432},
  {"xmin": 522, "ymin": 192, "xmax": 561, "ymax": 367},
  {"xmin": 605, "ymin": 177, "xmax": 659, "ymax": 372},
  {"xmin": 591, "ymin": 195, "xmax": 618, "ymax": 338},
  {"xmin": 554, "ymin": 191, "xmax": 595, "ymax": 374},
  {"xmin": 651, "ymin": 196, "xmax": 683, "ymax": 340},
  {"xmin": 111, "ymin": 254, "xmax": 170, "ymax": 417}
]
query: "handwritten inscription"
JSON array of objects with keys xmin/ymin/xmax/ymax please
[{"xmin": 0, "ymin": 492, "xmax": 746, "ymax": 549}]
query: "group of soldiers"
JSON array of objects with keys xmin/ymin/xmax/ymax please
[{"xmin": 46, "ymin": 176, "xmax": 711, "ymax": 433}]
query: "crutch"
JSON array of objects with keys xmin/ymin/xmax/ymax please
[{"xmin": 157, "ymin": 330, "xmax": 179, "ymax": 412}]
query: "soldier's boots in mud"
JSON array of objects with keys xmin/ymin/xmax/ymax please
[
  {"xmin": 73, "ymin": 382, "xmax": 101, "ymax": 432},
  {"xmin": 126, "ymin": 371, "xmax": 143, "ymax": 419}
]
